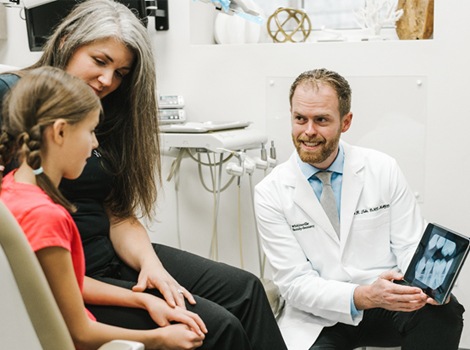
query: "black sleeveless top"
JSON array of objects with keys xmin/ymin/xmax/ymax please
[
  {"xmin": 59, "ymin": 151, "xmax": 118, "ymax": 276},
  {"xmin": 0, "ymin": 74, "xmax": 21, "ymax": 173},
  {"xmin": 0, "ymin": 73, "xmax": 20, "ymax": 127}
]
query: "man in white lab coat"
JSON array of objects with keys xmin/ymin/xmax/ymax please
[{"xmin": 254, "ymin": 69, "xmax": 464, "ymax": 350}]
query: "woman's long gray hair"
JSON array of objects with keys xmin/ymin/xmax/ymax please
[{"xmin": 30, "ymin": 0, "xmax": 161, "ymax": 220}]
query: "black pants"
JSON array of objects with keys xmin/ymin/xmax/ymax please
[
  {"xmin": 86, "ymin": 243, "xmax": 287, "ymax": 350},
  {"xmin": 310, "ymin": 295, "xmax": 465, "ymax": 350}
]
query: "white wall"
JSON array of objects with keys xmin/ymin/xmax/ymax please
[{"xmin": 1, "ymin": 0, "xmax": 470, "ymax": 346}]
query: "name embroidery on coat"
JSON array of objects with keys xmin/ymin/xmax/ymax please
[{"xmin": 353, "ymin": 203, "xmax": 390, "ymax": 216}]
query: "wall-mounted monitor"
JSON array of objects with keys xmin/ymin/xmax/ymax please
[{"xmin": 24, "ymin": 0, "xmax": 148, "ymax": 52}]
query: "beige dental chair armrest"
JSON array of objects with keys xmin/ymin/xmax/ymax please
[{"xmin": 98, "ymin": 340, "xmax": 145, "ymax": 350}]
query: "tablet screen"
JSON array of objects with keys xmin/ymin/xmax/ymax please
[{"xmin": 404, "ymin": 223, "xmax": 470, "ymax": 304}]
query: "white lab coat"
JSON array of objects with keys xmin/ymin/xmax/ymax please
[{"xmin": 254, "ymin": 141, "xmax": 426, "ymax": 350}]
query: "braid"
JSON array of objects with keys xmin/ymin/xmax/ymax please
[
  {"xmin": 18, "ymin": 128, "xmax": 42, "ymax": 171},
  {"xmin": 0, "ymin": 130, "xmax": 15, "ymax": 167},
  {"xmin": 0, "ymin": 130, "xmax": 15, "ymax": 191}
]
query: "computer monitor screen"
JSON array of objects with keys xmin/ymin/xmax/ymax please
[{"xmin": 25, "ymin": 0, "xmax": 148, "ymax": 52}]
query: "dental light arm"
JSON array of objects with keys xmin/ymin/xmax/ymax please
[{"xmin": 198, "ymin": 0, "xmax": 261, "ymax": 18}]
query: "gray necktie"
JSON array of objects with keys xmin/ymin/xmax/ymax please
[{"xmin": 316, "ymin": 171, "xmax": 340, "ymax": 237}]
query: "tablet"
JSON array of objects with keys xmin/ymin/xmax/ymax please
[{"xmin": 397, "ymin": 223, "xmax": 470, "ymax": 304}]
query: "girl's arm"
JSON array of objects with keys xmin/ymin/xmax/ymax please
[
  {"xmin": 83, "ymin": 276, "xmax": 206, "ymax": 333},
  {"xmin": 36, "ymin": 246, "xmax": 205, "ymax": 350}
]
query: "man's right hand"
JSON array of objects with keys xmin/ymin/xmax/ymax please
[{"xmin": 353, "ymin": 270, "xmax": 428, "ymax": 312}]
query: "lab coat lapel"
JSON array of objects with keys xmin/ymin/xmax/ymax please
[
  {"xmin": 339, "ymin": 142, "xmax": 365, "ymax": 250},
  {"xmin": 289, "ymin": 156, "xmax": 339, "ymax": 242}
]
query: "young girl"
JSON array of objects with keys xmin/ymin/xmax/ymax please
[{"xmin": 0, "ymin": 66, "xmax": 206, "ymax": 350}]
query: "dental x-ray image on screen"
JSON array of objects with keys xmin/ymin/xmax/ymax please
[{"xmin": 400, "ymin": 223, "xmax": 470, "ymax": 304}]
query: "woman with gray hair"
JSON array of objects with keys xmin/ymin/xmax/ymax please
[{"xmin": 0, "ymin": 1, "xmax": 287, "ymax": 349}]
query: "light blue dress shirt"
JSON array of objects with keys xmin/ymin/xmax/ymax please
[
  {"xmin": 297, "ymin": 145, "xmax": 344, "ymax": 219},
  {"xmin": 296, "ymin": 144, "xmax": 360, "ymax": 318}
]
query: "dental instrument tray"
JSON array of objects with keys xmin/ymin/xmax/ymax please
[{"xmin": 160, "ymin": 121, "xmax": 251, "ymax": 133}]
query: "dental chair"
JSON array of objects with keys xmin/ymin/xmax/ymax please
[{"xmin": 0, "ymin": 200, "xmax": 144, "ymax": 350}]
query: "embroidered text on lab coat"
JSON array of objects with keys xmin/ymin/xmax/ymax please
[
  {"xmin": 292, "ymin": 222, "xmax": 315, "ymax": 231},
  {"xmin": 354, "ymin": 204, "xmax": 390, "ymax": 216}
]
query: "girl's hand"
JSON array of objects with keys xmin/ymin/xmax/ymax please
[
  {"xmin": 149, "ymin": 324, "xmax": 205, "ymax": 350},
  {"xmin": 142, "ymin": 295, "xmax": 207, "ymax": 337}
]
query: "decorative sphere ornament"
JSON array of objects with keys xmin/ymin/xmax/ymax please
[{"xmin": 267, "ymin": 7, "xmax": 312, "ymax": 43}]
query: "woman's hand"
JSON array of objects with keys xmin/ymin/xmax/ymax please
[
  {"xmin": 132, "ymin": 263, "xmax": 196, "ymax": 308},
  {"xmin": 109, "ymin": 215, "xmax": 196, "ymax": 308}
]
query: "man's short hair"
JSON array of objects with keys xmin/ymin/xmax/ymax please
[{"xmin": 289, "ymin": 68, "xmax": 352, "ymax": 117}]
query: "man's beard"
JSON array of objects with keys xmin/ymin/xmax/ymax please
[{"xmin": 292, "ymin": 132, "xmax": 340, "ymax": 166}]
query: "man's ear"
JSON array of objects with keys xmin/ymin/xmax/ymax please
[
  {"xmin": 341, "ymin": 112, "xmax": 353, "ymax": 133},
  {"xmin": 50, "ymin": 119, "xmax": 68, "ymax": 145}
]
